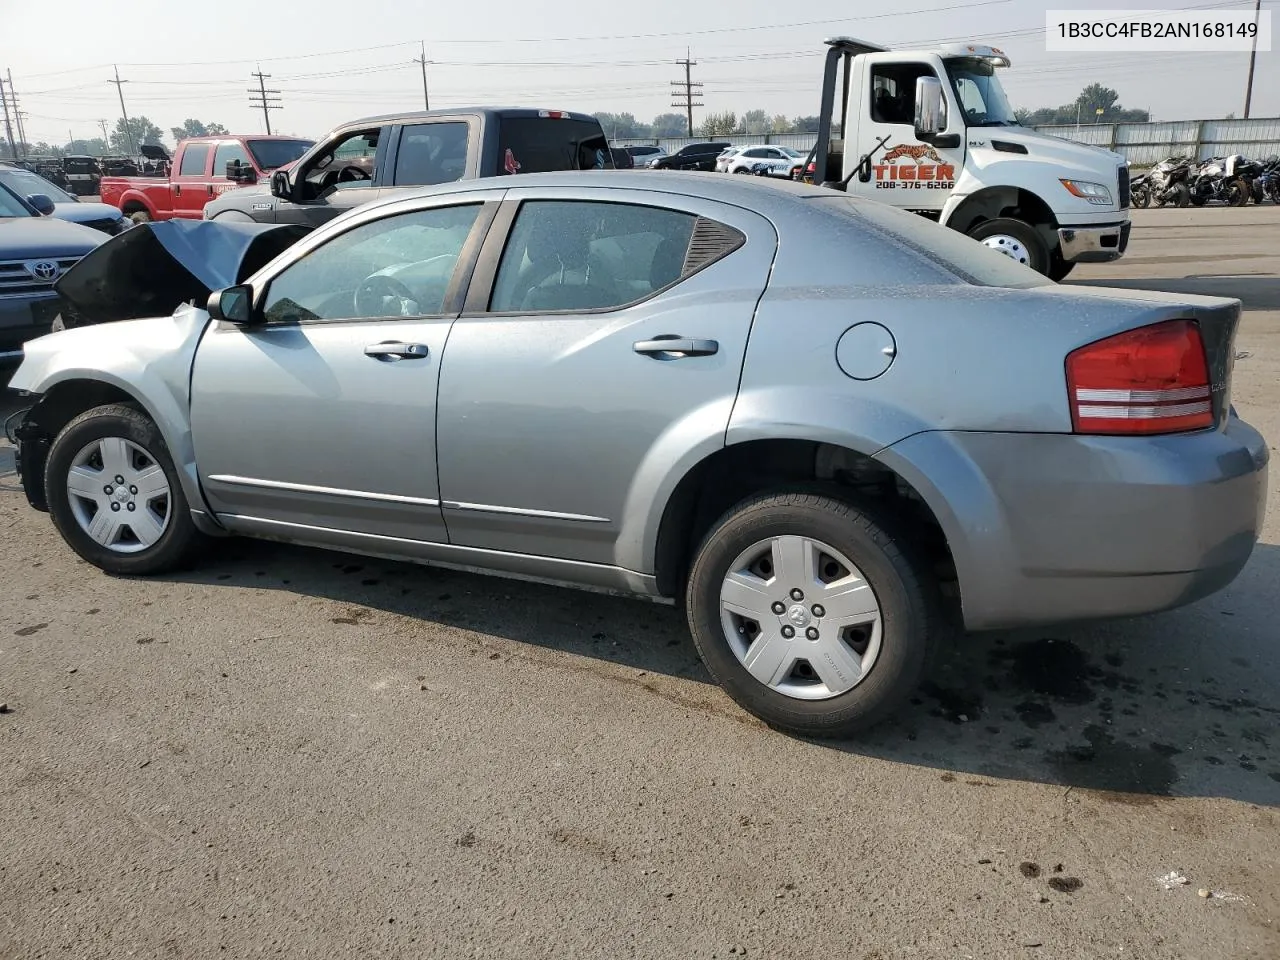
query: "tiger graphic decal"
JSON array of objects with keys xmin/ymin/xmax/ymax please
[{"xmin": 872, "ymin": 141, "xmax": 956, "ymax": 192}]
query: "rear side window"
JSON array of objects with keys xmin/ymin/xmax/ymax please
[
  {"xmin": 489, "ymin": 200, "xmax": 700, "ymax": 313},
  {"xmin": 498, "ymin": 118, "xmax": 613, "ymax": 174},
  {"xmin": 814, "ymin": 195, "xmax": 1051, "ymax": 288},
  {"xmin": 178, "ymin": 144, "xmax": 211, "ymax": 177},
  {"xmin": 394, "ymin": 121, "xmax": 470, "ymax": 186}
]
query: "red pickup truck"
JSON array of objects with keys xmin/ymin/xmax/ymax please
[{"xmin": 99, "ymin": 135, "xmax": 313, "ymax": 223}]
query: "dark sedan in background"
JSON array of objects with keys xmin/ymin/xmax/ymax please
[
  {"xmin": 650, "ymin": 141, "xmax": 732, "ymax": 171},
  {"xmin": 0, "ymin": 163, "xmax": 130, "ymax": 236}
]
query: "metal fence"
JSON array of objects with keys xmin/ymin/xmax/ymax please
[{"xmin": 614, "ymin": 117, "xmax": 1280, "ymax": 168}]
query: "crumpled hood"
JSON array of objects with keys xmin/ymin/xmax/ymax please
[
  {"xmin": 969, "ymin": 125, "xmax": 1126, "ymax": 175},
  {"xmin": 53, "ymin": 218, "xmax": 310, "ymax": 326}
]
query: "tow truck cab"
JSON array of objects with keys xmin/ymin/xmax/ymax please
[{"xmin": 810, "ymin": 37, "xmax": 1131, "ymax": 280}]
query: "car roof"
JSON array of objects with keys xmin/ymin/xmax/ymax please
[
  {"xmin": 359, "ymin": 169, "xmax": 831, "ymax": 218},
  {"xmin": 335, "ymin": 107, "xmax": 602, "ymax": 128}
]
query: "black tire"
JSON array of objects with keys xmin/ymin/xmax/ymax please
[
  {"xmin": 685, "ymin": 491, "xmax": 940, "ymax": 738},
  {"xmin": 965, "ymin": 217, "xmax": 1050, "ymax": 275},
  {"xmin": 1047, "ymin": 256, "xmax": 1076, "ymax": 282},
  {"xmin": 1228, "ymin": 178, "xmax": 1249, "ymax": 207},
  {"xmin": 1173, "ymin": 182, "xmax": 1192, "ymax": 207},
  {"xmin": 44, "ymin": 404, "xmax": 204, "ymax": 576},
  {"xmin": 1132, "ymin": 185, "xmax": 1150, "ymax": 209}
]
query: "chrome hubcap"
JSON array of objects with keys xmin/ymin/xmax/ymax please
[
  {"xmin": 980, "ymin": 234, "xmax": 1030, "ymax": 265},
  {"xmin": 719, "ymin": 535, "xmax": 883, "ymax": 701},
  {"xmin": 66, "ymin": 437, "xmax": 171, "ymax": 553}
]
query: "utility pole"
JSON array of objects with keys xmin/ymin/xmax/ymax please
[
  {"xmin": 249, "ymin": 67, "xmax": 282, "ymax": 135},
  {"xmin": 670, "ymin": 50, "xmax": 702, "ymax": 138},
  {"xmin": 69, "ymin": 128, "xmax": 75, "ymax": 152},
  {"xmin": 1244, "ymin": 0, "xmax": 1261, "ymax": 118},
  {"xmin": 0, "ymin": 74, "xmax": 16, "ymax": 161},
  {"xmin": 98, "ymin": 119, "xmax": 110, "ymax": 150},
  {"xmin": 413, "ymin": 42, "xmax": 431, "ymax": 111},
  {"xmin": 3, "ymin": 71, "xmax": 28, "ymax": 158},
  {"xmin": 107, "ymin": 65, "xmax": 135, "ymax": 155}
]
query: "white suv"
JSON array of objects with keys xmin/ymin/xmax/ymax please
[{"xmin": 725, "ymin": 145, "xmax": 805, "ymax": 176}]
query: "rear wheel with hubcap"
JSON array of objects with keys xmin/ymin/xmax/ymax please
[
  {"xmin": 44, "ymin": 404, "xmax": 204, "ymax": 575},
  {"xmin": 966, "ymin": 218, "xmax": 1049, "ymax": 275},
  {"xmin": 685, "ymin": 492, "xmax": 938, "ymax": 737}
]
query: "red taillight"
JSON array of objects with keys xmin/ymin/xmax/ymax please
[{"xmin": 1066, "ymin": 319, "xmax": 1214, "ymax": 435}]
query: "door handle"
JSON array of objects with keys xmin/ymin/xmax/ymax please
[
  {"xmin": 633, "ymin": 337, "xmax": 719, "ymax": 358},
  {"xmin": 364, "ymin": 341, "xmax": 429, "ymax": 361}
]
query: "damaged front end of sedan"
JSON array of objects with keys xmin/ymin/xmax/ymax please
[
  {"xmin": 6, "ymin": 219, "xmax": 311, "ymax": 512},
  {"xmin": 51, "ymin": 218, "xmax": 310, "ymax": 329}
]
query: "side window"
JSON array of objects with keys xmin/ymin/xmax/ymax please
[
  {"xmin": 303, "ymin": 129, "xmax": 379, "ymax": 198},
  {"xmin": 743, "ymin": 148, "xmax": 768, "ymax": 159},
  {"xmin": 393, "ymin": 122, "xmax": 470, "ymax": 186},
  {"xmin": 213, "ymin": 141, "xmax": 250, "ymax": 176},
  {"xmin": 489, "ymin": 201, "xmax": 702, "ymax": 313},
  {"xmin": 870, "ymin": 63, "xmax": 939, "ymax": 125},
  {"xmin": 261, "ymin": 204, "xmax": 482, "ymax": 324},
  {"xmin": 178, "ymin": 143, "xmax": 210, "ymax": 177}
]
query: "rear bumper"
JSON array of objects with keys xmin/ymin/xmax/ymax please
[
  {"xmin": 1057, "ymin": 219, "xmax": 1132, "ymax": 263},
  {"xmin": 876, "ymin": 419, "xmax": 1269, "ymax": 631}
]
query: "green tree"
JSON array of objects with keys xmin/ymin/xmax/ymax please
[
  {"xmin": 741, "ymin": 109, "xmax": 770, "ymax": 135},
  {"xmin": 770, "ymin": 114, "xmax": 793, "ymax": 134},
  {"xmin": 30, "ymin": 141, "xmax": 66, "ymax": 157},
  {"xmin": 650, "ymin": 113, "xmax": 688, "ymax": 137},
  {"xmin": 65, "ymin": 137, "xmax": 109, "ymax": 156},
  {"xmin": 1017, "ymin": 85, "xmax": 1149, "ymax": 126},
  {"xmin": 791, "ymin": 115, "xmax": 821, "ymax": 133},
  {"xmin": 700, "ymin": 111, "xmax": 738, "ymax": 137},
  {"xmin": 170, "ymin": 119, "xmax": 230, "ymax": 142},
  {"xmin": 593, "ymin": 112, "xmax": 650, "ymax": 139},
  {"xmin": 110, "ymin": 116, "xmax": 165, "ymax": 154}
]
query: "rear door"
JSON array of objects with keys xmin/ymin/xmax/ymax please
[
  {"xmin": 434, "ymin": 186, "xmax": 775, "ymax": 566},
  {"xmin": 172, "ymin": 142, "xmax": 212, "ymax": 218}
]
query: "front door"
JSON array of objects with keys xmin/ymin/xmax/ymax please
[
  {"xmin": 190, "ymin": 196, "xmax": 500, "ymax": 543},
  {"xmin": 273, "ymin": 126, "xmax": 390, "ymax": 229},
  {"xmin": 434, "ymin": 187, "xmax": 776, "ymax": 567},
  {"xmin": 172, "ymin": 141, "xmax": 213, "ymax": 219},
  {"xmin": 849, "ymin": 57, "xmax": 965, "ymax": 213}
]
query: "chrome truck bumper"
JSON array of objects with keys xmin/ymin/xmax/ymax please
[{"xmin": 1058, "ymin": 219, "xmax": 1132, "ymax": 264}]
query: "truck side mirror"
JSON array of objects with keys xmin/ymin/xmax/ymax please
[
  {"xmin": 227, "ymin": 160, "xmax": 257, "ymax": 184},
  {"xmin": 914, "ymin": 76, "xmax": 946, "ymax": 143},
  {"xmin": 207, "ymin": 284, "xmax": 255, "ymax": 325},
  {"xmin": 270, "ymin": 170, "xmax": 292, "ymax": 200}
]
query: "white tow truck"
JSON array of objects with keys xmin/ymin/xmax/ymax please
[{"xmin": 806, "ymin": 37, "xmax": 1132, "ymax": 280}]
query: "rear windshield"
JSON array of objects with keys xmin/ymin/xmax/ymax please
[
  {"xmin": 811, "ymin": 195, "xmax": 1052, "ymax": 289},
  {"xmin": 247, "ymin": 138, "xmax": 314, "ymax": 171},
  {"xmin": 497, "ymin": 118, "xmax": 614, "ymax": 174}
]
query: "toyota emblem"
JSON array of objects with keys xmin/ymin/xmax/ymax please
[{"xmin": 26, "ymin": 260, "xmax": 60, "ymax": 281}]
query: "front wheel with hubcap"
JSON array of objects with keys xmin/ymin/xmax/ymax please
[
  {"xmin": 685, "ymin": 492, "xmax": 938, "ymax": 737},
  {"xmin": 44, "ymin": 404, "xmax": 203, "ymax": 575},
  {"xmin": 966, "ymin": 218, "xmax": 1049, "ymax": 275}
]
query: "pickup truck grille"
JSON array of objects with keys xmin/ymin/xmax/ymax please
[
  {"xmin": 0, "ymin": 257, "xmax": 81, "ymax": 298},
  {"xmin": 1118, "ymin": 164, "xmax": 1130, "ymax": 209}
]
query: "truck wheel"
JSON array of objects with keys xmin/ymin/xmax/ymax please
[
  {"xmin": 966, "ymin": 218, "xmax": 1049, "ymax": 275},
  {"xmin": 684, "ymin": 491, "xmax": 939, "ymax": 738},
  {"xmin": 44, "ymin": 404, "xmax": 204, "ymax": 576},
  {"xmin": 1047, "ymin": 256, "xmax": 1075, "ymax": 282}
]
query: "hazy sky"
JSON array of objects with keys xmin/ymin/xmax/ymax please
[{"xmin": 4, "ymin": 0, "xmax": 1276, "ymax": 146}]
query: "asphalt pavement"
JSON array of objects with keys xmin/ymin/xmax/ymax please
[{"xmin": 1, "ymin": 205, "xmax": 1277, "ymax": 959}]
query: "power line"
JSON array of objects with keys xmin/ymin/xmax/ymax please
[
  {"xmin": 671, "ymin": 51, "xmax": 703, "ymax": 137},
  {"xmin": 249, "ymin": 67, "xmax": 282, "ymax": 134},
  {"xmin": 106, "ymin": 65, "xmax": 135, "ymax": 155},
  {"xmin": 413, "ymin": 42, "xmax": 431, "ymax": 110}
]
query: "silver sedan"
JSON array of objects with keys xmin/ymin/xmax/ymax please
[{"xmin": 7, "ymin": 171, "xmax": 1269, "ymax": 736}]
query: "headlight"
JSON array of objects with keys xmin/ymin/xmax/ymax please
[{"xmin": 1060, "ymin": 179, "xmax": 1113, "ymax": 205}]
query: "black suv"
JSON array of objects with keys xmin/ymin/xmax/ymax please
[
  {"xmin": 650, "ymin": 142, "xmax": 732, "ymax": 171},
  {"xmin": 0, "ymin": 181, "xmax": 105, "ymax": 365}
]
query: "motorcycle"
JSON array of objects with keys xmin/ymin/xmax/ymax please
[
  {"xmin": 1249, "ymin": 156, "xmax": 1280, "ymax": 204},
  {"xmin": 1129, "ymin": 171, "xmax": 1151, "ymax": 208},
  {"xmin": 1188, "ymin": 155, "xmax": 1250, "ymax": 206},
  {"xmin": 1146, "ymin": 156, "xmax": 1193, "ymax": 207}
]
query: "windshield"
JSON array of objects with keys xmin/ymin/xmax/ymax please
[
  {"xmin": 0, "ymin": 181, "xmax": 34, "ymax": 217},
  {"xmin": 246, "ymin": 138, "xmax": 314, "ymax": 171},
  {"xmin": 944, "ymin": 58, "xmax": 1018, "ymax": 127},
  {"xmin": 0, "ymin": 167, "xmax": 76, "ymax": 203}
]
